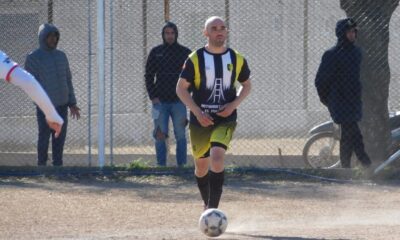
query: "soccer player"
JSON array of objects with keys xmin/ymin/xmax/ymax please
[
  {"xmin": 0, "ymin": 50, "xmax": 63, "ymax": 137},
  {"xmin": 176, "ymin": 16, "xmax": 251, "ymax": 209}
]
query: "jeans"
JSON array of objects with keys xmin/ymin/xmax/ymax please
[
  {"xmin": 152, "ymin": 101, "xmax": 187, "ymax": 166},
  {"xmin": 37, "ymin": 105, "xmax": 68, "ymax": 166}
]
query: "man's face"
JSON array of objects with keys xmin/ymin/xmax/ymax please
[
  {"xmin": 163, "ymin": 27, "xmax": 176, "ymax": 45},
  {"xmin": 346, "ymin": 28, "xmax": 357, "ymax": 43},
  {"xmin": 46, "ymin": 32, "xmax": 58, "ymax": 49},
  {"xmin": 204, "ymin": 19, "xmax": 227, "ymax": 47}
]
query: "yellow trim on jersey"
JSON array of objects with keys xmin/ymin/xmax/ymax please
[
  {"xmin": 189, "ymin": 49, "xmax": 244, "ymax": 90},
  {"xmin": 234, "ymin": 50, "xmax": 244, "ymax": 84},
  {"xmin": 189, "ymin": 51, "xmax": 200, "ymax": 90}
]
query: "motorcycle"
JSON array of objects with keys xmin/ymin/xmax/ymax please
[{"xmin": 303, "ymin": 111, "xmax": 400, "ymax": 169}]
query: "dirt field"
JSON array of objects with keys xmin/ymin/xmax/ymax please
[{"xmin": 1, "ymin": 173, "xmax": 400, "ymax": 240}]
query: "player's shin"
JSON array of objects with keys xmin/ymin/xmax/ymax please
[
  {"xmin": 196, "ymin": 173, "xmax": 210, "ymax": 207},
  {"xmin": 208, "ymin": 170, "xmax": 224, "ymax": 208}
]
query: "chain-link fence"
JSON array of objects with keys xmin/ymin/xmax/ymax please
[{"xmin": 1, "ymin": 0, "xmax": 400, "ymax": 168}]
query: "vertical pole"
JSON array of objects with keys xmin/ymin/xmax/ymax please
[
  {"xmin": 224, "ymin": 0, "xmax": 230, "ymax": 47},
  {"xmin": 97, "ymin": 0, "xmax": 106, "ymax": 167},
  {"xmin": 47, "ymin": 0, "xmax": 53, "ymax": 23},
  {"xmin": 87, "ymin": 0, "xmax": 92, "ymax": 166},
  {"xmin": 164, "ymin": 0, "xmax": 170, "ymax": 22},
  {"xmin": 109, "ymin": 0, "xmax": 114, "ymax": 165},
  {"xmin": 142, "ymin": 0, "xmax": 148, "ymax": 113},
  {"xmin": 302, "ymin": 0, "xmax": 309, "ymax": 110}
]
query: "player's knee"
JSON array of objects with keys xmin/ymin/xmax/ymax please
[
  {"xmin": 195, "ymin": 168, "xmax": 208, "ymax": 177},
  {"xmin": 212, "ymin": 153, "xmax": 224, "ymax": 163},
  {"xmin": 211, "ymin": 150, "xmax": 225, "ymax": 164},
  {"xmin": 211, "ymin": 164, "xmax": 224, "ymax": 173},
  {"xmin": 210, "ymin": 154, "xmax": 225, "ymax": 172},
  {"xmin": 195, "ymin": 158, "xmax": 209, "ymax": 177}
]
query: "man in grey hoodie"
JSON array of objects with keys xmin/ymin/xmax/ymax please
[{"xmin": 25, "ymin": 23, "xmax": 80, "ymax": 166}]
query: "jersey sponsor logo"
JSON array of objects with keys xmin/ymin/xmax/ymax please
[
  {"xmin": 201, "ymin": 103, "xmax": 223, "ymax": 114},
  {"xmin": 3, "ymin": 57, "xmax": 10, "ymax": 64}
]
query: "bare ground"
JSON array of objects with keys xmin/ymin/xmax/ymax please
[{"xmin": 1, "ymin": 174, "xmax": 400, "ymax": 240}]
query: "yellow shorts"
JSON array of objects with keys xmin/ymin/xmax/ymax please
[{"xmin": 189, "ymin": 122, "xmax": 237, "ymax": 159}]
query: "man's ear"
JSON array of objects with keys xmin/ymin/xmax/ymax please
[{"xmin": 203, "ymin": 28, "xmax": 208, "ymax": 37}]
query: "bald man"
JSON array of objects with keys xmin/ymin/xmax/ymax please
[
  {"xmin": 0, "ymin": 50, "xmax": 63, "ymax": 137},
  {"xmin": 177, "ymin": 16, "xmax": 252, "ymax": 210}
]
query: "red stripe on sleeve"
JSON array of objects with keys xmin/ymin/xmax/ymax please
[{"xmin": 5, "ymin": 65, "xmax": 18, "ymax": 82}]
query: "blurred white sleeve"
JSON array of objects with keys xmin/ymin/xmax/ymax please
[
  {"xmin": 9, "ymin": 67, "xmax": 64, "ymax": 125},
  {"xmin": 0, "ymin": 50, "xmax": 18, "ymax": 81}
]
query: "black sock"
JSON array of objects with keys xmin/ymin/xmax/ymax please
[
  {"xmin": 196, "ymin": 173, "xmax": 209, "ymax": 206},
  {"xmin": 208, "ymin": 170, "xmax": 224, "ymax": 208}
]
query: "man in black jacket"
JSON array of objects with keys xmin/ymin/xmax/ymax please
[
  {"xmin": 145, "ymin": 22, "xmax": 191, "ymax": 167},
  {"xmin": 315, "ymin": 18, "xmax": 371, "ymax": 168}
]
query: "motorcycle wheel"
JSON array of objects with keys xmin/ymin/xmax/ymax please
[{"xmin": 303, "ymin": 132, "xmax": 341, "ymax": 169}]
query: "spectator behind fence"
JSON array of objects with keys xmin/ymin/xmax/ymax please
[
  {"xmin": 145, "ymin": 21, "xmax": 191, "ymax": 167},
  {"xmin": 0, "ymin": 50, "xmax": 63, "ymax": 137},
  {"xmin": 25, "ymin": 23, "xmax": 80, "ymax": 167},
  {"xmin": 176, "ymin": 16, "xmax": 251, "ymax": 209},
  {"xmin": 315, "ymin": 18, "xmax": 371, "ymax": 169}
]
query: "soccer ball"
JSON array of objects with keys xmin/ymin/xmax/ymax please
[{"xmin": 199, "ymin": 208, "xmax": 228, "ymax": 237}]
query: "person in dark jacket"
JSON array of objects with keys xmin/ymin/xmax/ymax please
[
  {"xmin": 25, "ymin": 23, "xmax": 80, "ymax": 167},
  {"xmin": 315, "ymin": 18, "xmax": 371, "ymax": 168},
  {"xmin": 145, "ymin": 22, "xmax": 191, "ymax": 167}
]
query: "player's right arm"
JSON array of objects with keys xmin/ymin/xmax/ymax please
[
  {"xmin": 176, "ymin": 77, "xmax": 200, "ymax": 115},
  {"xmin": 0, "ymin": 51, "xmax": 63, "ymax": 137},
  {"xmin": 10, "ymin": 67, "xmax": 64, "ymax": 137},
  {"xmin": 176, "ymin": 58, "xmax": 213, "ymax": 127}
]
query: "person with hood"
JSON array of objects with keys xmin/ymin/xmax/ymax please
[
  {"xmin": 145, "ymin": 21, "xmax": 191, "ymax": 167},
  {"xmin": 315, "ymin": 18, "xmax": 371, "ymax": 168},
  {"xmin": 0, "ymin": 50, "xmax": 63, "ymax": 137},
  {"xmin": 25, "ymin": 23, "xmax": 80, "ymax": 167}
]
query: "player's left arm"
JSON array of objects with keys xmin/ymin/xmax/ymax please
[
  {"xmin": 217, "ymin": 58, "xmax": 251, "ymax": 118},
  {"xmin": 216, "ymin": 79, "xmax": 251, "ymax": 117}
]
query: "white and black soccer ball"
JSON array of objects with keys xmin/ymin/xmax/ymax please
[{"xmin": 199, "ymin": 208, "xmax": 228, "ymax": 237}]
